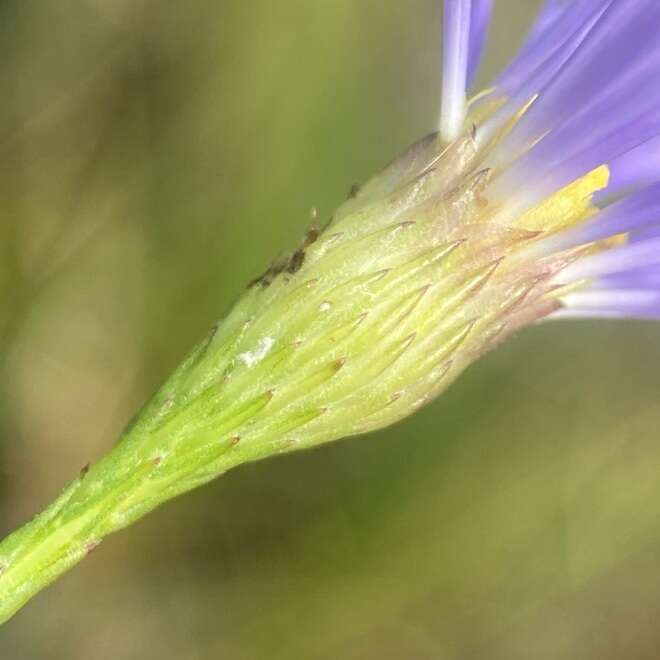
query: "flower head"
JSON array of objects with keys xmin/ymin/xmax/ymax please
[
  {"xmin": 215, "ymin": 0, "xmax": 660, "ymax": 448},
  {"xmin": 116, "ymin": 0, "xmax": 660, "ymax": 458},
  {"xmin": 3, "ymin": 0, "xmax": 660, "ymax": 624}
]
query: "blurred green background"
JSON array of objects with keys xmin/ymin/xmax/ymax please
[{"xmin": 3, "ymin": 1, "xmax": 660, "ymax": 658}]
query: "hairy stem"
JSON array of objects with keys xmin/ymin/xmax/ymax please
[{"xmin": 0, "ymin": 428, "xmax": 248, "ymax": 624}]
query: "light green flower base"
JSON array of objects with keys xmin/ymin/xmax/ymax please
[{"xmin": 0, "ymin": 122, "xmax": 608, "ymax": 623}]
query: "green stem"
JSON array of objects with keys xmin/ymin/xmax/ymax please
[{"xmin": 0, "ymin": 428, "xmax": 244, "ymax": 624}]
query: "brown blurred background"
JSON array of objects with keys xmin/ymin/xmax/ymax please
[{"xmin": 3, "ymin": 1, "xmax": 660, "ymax": 658}]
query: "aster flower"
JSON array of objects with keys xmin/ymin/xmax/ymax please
[{"xmin": 1, "ymin": 0, "xmax": 659, "ymax": 624}]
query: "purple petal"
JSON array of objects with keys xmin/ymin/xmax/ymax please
[
  {"xmin": 530, "ymin": 182, "xmax": 660, "ymax": 254},
  {"xmin": 555, "ymin": 237, "xmax": 660, "ymax": 283},
  {"xmin": 441, "ymin": 1, "xmax": 472, "ymax": 141},
  {"xmin": 491, "ymin": 1, "xmax": 660, "ymax": 198},
  {"xmin": 466, "ymin": 0, "xmax": 492, "ymax": 87},
  {"xmin": 562, "ymin": 289, "xmax": 660, "ymax": 314},
  {"xmin": 597, "ymin": 267, "xmax": 660, "ymax": 291},
  {"xmin": 511, "ymin": 1, "xmax": 660, "ymax": 141},
  {"xmin": 607, "ymin": 135, "xmax": 660, "ymax": 197},
  {"xmin": 494, "ymin": 0, "xmax": 610, "ymax": 98},
  {"xmin": 441, "ymin": 0, "xmax": 495, "ymax": 139}
]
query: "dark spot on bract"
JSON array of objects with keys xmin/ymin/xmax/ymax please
[
  {"xmin": 286, "ymin": 249, "xmax": 305, "ymax": 274},
  {"xmin": 249, "ymin": 226, "xmax": 319, "ymax": 288},
  {"xmin": 348, "ymin": 183, "xmax": 360, "ymax": 198},
  {"xmin": 303, "ymin": 227, "xmax": 320, "ymax": 247},
  {"xmin": 86, "ymin": 540, "xmax": 102, "ymax": 555}
]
